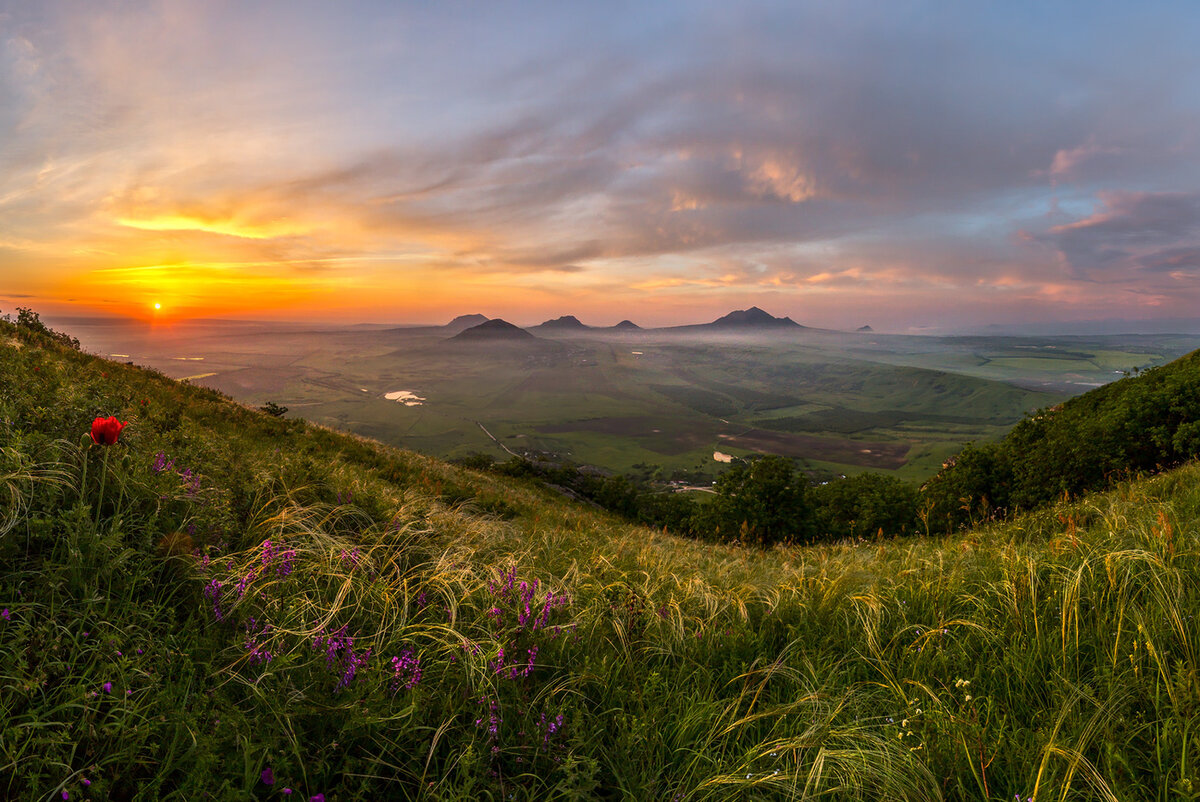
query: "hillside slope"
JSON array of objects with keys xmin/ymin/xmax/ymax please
[
  {"xmin": 2, "ymin": 317, "xmax": 1199, "ymax": 800},
  {"xmin": 925, "ymin": 349, "xmax": 1200, "ymax": 529}
]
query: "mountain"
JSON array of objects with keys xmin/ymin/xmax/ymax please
[
  {"xmin": 857, "ymin": 325, "xmax": 873, "ymax": 332},
  {"xmin": 609, "ymin": 320, "xmax": 641, "ymax": 331},
  {"xmin": 448, "ymin": 318, "xmax": 536, "ymax": 341},
  {"xmin": 708, "ymin": 306, "xmax": 803, "ymax": 328},
  {"xmin": 529, "ymin": 315, "xmax": 590, "ymax": 332},
  {"xmin": 444, "ymin": 313, "xmax": 489, "ymax": 333}
]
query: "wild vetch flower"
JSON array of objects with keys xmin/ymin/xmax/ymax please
[
  {"xmin": 475, "ymin": 696, "xmax": 502, "ymax": 741},
  {"xmin": 244, "ymin": 620, "xmax": 275, "ymax": 665},
  {"xmin": 312, "ymin": 624, "xmax": 370, "ymax": 689},
  {"xmin": 235, "ymin": 566, "xmax": 259, "ymax": 598},
  {"xmin": 1, "ymin": 608, "xmax": 10, "ymax": 621},
  {"xmin": 539, "ymin": 711, "xmax": 565, "ymax": 749},
  {"xmin": 338, "ymin": 548, "xmax": 362, "ymax": 569},
  {"xmin": 151, "ymin": 451, "xmax": 175, "ymax": 474},
  {"xmin": 203, "ymin": 579, "xmax": 225, "ymax": 620},
  {"xmin": 390, "ymin": 649, "xmax": 422, "ymax": 692},
  {"xmin": 261, "ymin": 768, "xmax": 274, "ymax": 785},
  {"xmin": 261, "ymin": 540, "xmax": 295, "ymax": 577},
  {"xmin": 310, "ymin": 795, "xmax": 325, "ymax": 802},
  {"xmin": 89, "ymin": 416, "xmax": 127, "ymax": 445},
  {"xmin": 489, "ymin": 565, "xmax": 518, "ymax": 599},
  {"xmin": 101, "ymin": 682, "xmax": 112, "ymax": 694}
]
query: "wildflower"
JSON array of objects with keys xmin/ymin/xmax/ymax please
[
  {"xmin": 151, "ymin": 451, "xmax": 175, "ymax": 474},
  {"xmin": 89, "ymin": 416, "xmax": 127, "ymax": 445},
  {"xmin": 203, "ymin": 579, "xmax": 226, "ymax": 621},
  {"xmin": 390, "ymin": 649, "xmax": 422, "ymax": 692},
  {"xmin": 102, "ymin": 682, "xmax": 112, "ymax": 694},
  {"xmin": 311, "ymin": 795, "xmax": 325, "ymax": 802},
  {"xmin": 261, "ymin": 768, "xmax": 274, "ymax": 785},
  {"xmin": 1, "ymin": 608, "xmax": 9, "ymax": 621},
  {"xmin": 61, "ymin": 792, "xmax": 68, "ymax": 800}
]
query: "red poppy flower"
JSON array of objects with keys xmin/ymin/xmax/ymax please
[{"xmin": 90, "ymin": 416, "xmax": 128, "ymax": 445}]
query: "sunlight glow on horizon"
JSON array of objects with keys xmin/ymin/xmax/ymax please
[{"xmin": 3, "ymin": 2, "xmax": 1199, "ymax": 332}]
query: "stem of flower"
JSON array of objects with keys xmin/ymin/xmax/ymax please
[{"xmin": 95, "ymin": 447, "xmax": 110, "ymax": 529}]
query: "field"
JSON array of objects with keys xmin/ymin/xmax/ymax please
[
  {"xmin": 59, "ymin": 318, "xmax": 1200, "ymax": 482},
  {"xmin": 4, "ymin": 319, "xmax": 1200, "ymax": 799}
]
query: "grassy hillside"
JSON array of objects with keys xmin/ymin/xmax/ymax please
[
  {"xmin": 924, "ymin": 349, "xmax": 1200, "ymax": 531},
  {"xmin": 2, "ymin": 318, "xmax": 1199, "ymax": 800}
]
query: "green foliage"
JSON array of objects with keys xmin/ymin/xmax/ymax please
[
  {"xmin": 5, "ymin": 315, "xmax": 1200, "ymax": 800},
  {"xmin": 924, "ymin": 349, "xmax": 1200, "ymax": 531},
  {"xmin": 703, "ymin": 455, "xmax": 815, "ymax": 544},
  {"xmin": 11, "ymin": 306, "xmax": 80, "ymax": 350},
  {"xmin": 811, "ymin": 472, "xmax": 919, "ymax": 540},
  {"xmin": 259, "ymin": 400, "xmax": 289, "ymax": 417}
]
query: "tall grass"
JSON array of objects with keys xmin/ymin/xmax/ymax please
[{"xmin": 2, "ymin": 319, "xmax": 1199, "ymax": 800}]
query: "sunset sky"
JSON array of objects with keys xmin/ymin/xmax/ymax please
[{"xmin": 3, "ymin": 1, "xmax": 1200, "ymax": 331}]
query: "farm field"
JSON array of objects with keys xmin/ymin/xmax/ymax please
[{"xmin": 60, "ymin": 317, "xmax": 1200, "ymax": 481}]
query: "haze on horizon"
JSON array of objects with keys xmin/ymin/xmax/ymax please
[{"xmin": 3, "ymin": 1, "xmax": 1200, "ymax": 333}]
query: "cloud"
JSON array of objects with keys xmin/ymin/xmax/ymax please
[
  {"xmin": 1027, "ymin": 191, "xmax": 1200, "ymax": 281},
  {"xmin": 1042, "ymin": 138, "xmax": 1124, "ymax": 180},
  {"xmin": 4, "ymin": 1, "xmax": 1200, "ymax": 324}
]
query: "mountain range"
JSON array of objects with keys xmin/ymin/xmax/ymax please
[{"xmin": 445, "ymin": 307, "xmax": 808, "ymax": 340}]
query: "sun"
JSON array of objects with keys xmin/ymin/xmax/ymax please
[{"xmin": 153, "ymin": 302, "xmax": 162, "ymax": 310}]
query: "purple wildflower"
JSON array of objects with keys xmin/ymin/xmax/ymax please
[
  {"xmin": 338, "ymin": 548, "xmax": 362, "ymax": 569},
  {"xmin": 311, "ymin": 624, "xmax": 370, "ymax": 689},
  {"xmin": 310, "ymin": 795, "xmax": 325, "ymax": 802},
  {"xmin": 261, "ymin": 767, "xmax": 274, "ymax": 785},
  {"xmin": 244, "ymin": 619, "xmax": 275, "ymax": 664},
  {"xmin": 540, "ymin": 711, "xmax": 566, "ymax": 749},
  {"xmin": 151, "ymin": 451, "xmax": 175, "ymax": 474},
  {"xmin": 101, "ymin": 682, "xmax": 112, "ymax": 694},
  {"xmin": 1, "ymin": 608, "xmax": 9, "ymax": 621},
  {"xmin": 235, "ymin": 566, "xmax": 259, "ymax": 598},
  {"xmin": 474, "ymin": 696, "xmax": 503, "ymax": 743},
  {"xmin": 389, "ymin": 649, "xmax": 422, "ymax": 692},
  {"xmin": 261, "ymin": 539, "xmax": 296, "ymax": 577},
  {"xmin": 203, "ymin": 579, "xmax": 225, "ymax": 621}
]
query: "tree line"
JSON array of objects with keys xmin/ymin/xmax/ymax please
[{"xmin": 460, "ymin": 349, "xmax": 1200, "ymax": 545}]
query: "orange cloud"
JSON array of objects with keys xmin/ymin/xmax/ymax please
[{"xmin": 116, "ymin": 214, "xmax": 310, "ymax": 240}]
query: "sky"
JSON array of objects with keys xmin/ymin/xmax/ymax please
[{"xmin": 2, "ymin": 1, "xmax": 1200, "ymax": 332}]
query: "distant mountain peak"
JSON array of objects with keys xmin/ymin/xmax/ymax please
[
  {"xmin": 445, "ymin": 313, "xmax": 490, "ymax": 333},
  {"xmin": 535, "ymin": 315, "xmax": 589, "ymax": 329},
  {"xmin": 857, "ymin": 325, "xmax": 873, "ymax": 332},
  {"xmin": 612, "ymin": 320, "xmax": 641, "ymax": 330},
  {"xmin": 710, "ymin": 307, "xmax": 802, "ymax": 328},
  {"xmin": 449, "ymin": 318, "xmax": 536, "ymax": 341}
]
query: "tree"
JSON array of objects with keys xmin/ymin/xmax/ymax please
[
  {"xmin": 703, "ymin": 455, "xmax": 814, "ymax": 545},
  {"xmin": 811, "ymin": 472, "xmax": 918, "ymax": 540}
]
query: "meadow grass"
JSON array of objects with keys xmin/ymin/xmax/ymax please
[{"xmin": 1, "ymin": 319, "xmax": 1199, "ymax": 800}]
